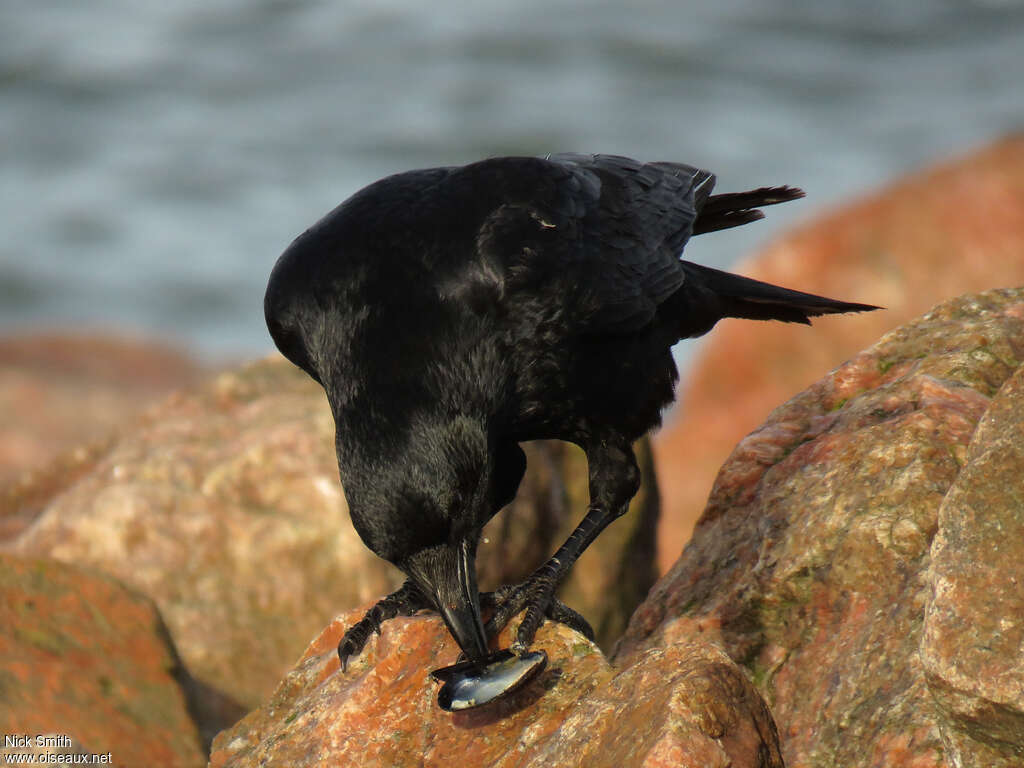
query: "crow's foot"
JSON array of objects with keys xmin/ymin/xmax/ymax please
[
  {"xmin": 338, "ymin": 580, "xmax": 428, "ymax": 671},
  {"xmin": 482, "ymin": 572, "xmax": 594, "ymax": 655}
]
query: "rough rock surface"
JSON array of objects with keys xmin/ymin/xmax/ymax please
[
  {"xmin": 0, "ymin": 332, "xmax": 203, "ymax": 490},
  {"xmin": 210, "ymin": 610, "xmax": 782, "ymax": 768},
  {"xmin": 5, "ymin": 357, "xmax": 402, "ymax": 712},
  {"xmin": 654, "ymin": 135, "xmax": 1024, "ymax": 569},
  {"xmin": 618, "ymin": 288, "xmax": 1024, "ymax": 766},
  {"xmin": 0, "ymin": 554, "xmax": 206, "ymax": 767},
  {"xmin": 922, "ymin": 362, "xmax": 1024, "ymax": 766},
  {"xmin": 5, "ymin": 354, "xmax": 658, "ymax": 713}
]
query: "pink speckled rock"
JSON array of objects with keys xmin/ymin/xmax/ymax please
[
  {"xmin": 519, "ymin": 640, "xmax": 782, "ymax": 768},
  {"xmin": 210, "ymin": 610, "xmax": 782, "ymax": 768},
  {"xmin": 6, "ymin": 356, "xmax": 404, "ymax": 713},
  {"xmin": 654, "ymin": 135, "xmax": 1024, "ymax": 571},
  {"xmin": 620, "ymin": 288, "xmax": 1024, "ymax": 767},
  {"xmin": 922, "ymin": 362, "xmax": 1024, "ymax": 766}
]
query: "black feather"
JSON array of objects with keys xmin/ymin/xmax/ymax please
[{"xmin": 693, "ymin": 185, "xmax": 805, "ymax": 234}]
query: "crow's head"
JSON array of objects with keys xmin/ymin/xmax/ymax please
[
  {"xmin": 341, "ymin": 415, "xmax": 517, "ymax": 663},
  {"xmin": 403, "ymin": 537, "xmax": 489, "ymax": 663}
]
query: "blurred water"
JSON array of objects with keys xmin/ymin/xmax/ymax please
[{"xmin": 1, "ymin": 0, "xmax": 1022, "ymax": 358}]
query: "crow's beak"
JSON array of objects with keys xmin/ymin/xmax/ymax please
[{"xmin": 407, "ymin": 540, "xmax": 489, "ymax": 664}]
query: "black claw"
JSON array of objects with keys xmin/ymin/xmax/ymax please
[
  {"xmin": 337, "ymin": 623, "xmax": 372, "ymax": 670},
  {"xmin": 484, "ymin": 568, "xmax": 590, "ymax": 653},
  {"xmin": 546, "ymin": 599, "xmax": 594, "ymax": 641},
  {"xmin": 483, "ymin": 582, "xmax": 529, "ymax": 637},
  {"xmin": 336, "ymin": 580, "xmax": 429, "ymax": 671},
  {"xmin": 338, "ymin": 636, "xmax": 359, "ymax": 673}
]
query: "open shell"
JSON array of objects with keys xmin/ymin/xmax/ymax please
[{"xmin": 430, "ymin": 649, "xmax": 548, "ymax": 711}]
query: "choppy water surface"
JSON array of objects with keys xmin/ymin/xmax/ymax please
[{"xmin": 2, "ymin": 0, "xmax": 1021, "ymax": 357}]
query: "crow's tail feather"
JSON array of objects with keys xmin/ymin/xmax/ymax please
[
  {"xmin": 673, "ymin": 260, "xmax": 880, "ymax": 338},
  {"xmin": 693, "ymin": 186, "xmax": 805, "ymax": 235}
]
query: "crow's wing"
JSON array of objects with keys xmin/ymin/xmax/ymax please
[{"xmin": 467, "ymin": 154, "xmax": 715, "ymax": 333}]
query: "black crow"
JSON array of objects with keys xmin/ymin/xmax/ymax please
[{"xmin": 264, "ymin": 154, "xmax": 877, "ymax": 672}]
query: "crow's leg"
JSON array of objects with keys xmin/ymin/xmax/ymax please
[
  {"xmin": 481, "ymin": 586, "xmax": 595, "ymax": 642},
  {"xmin": 485, "ymin": 441, "xmax": 640, "ymax": 653},
  {"xmin": 338, "ymin": 580, "xmax": 428, "ymax": 671}
]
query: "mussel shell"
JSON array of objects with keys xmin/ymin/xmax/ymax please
[{"xmin": 431, "ymin": 649, "xmax": 548, "ymax": 711}]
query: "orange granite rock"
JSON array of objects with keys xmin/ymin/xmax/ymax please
[
  {"xmin": 5, "ymin": 356, "xmax": 402, "ymax": 713},
  {"xmin": 922, "ymin": 362, "xmax": 1024, "ymax": 766},
  {"xmin": 620, "ymin": 288, "xmax": 1024, "ymax": 766},
  {"xmin": 210, "ymin": 609, "xmax": 782, "ymax": 768},
  {"xmin": 654, "ymin": 135, "xmax": 1024, "ymax": 570},
  {"xmin": 518, "ymin": 640, "xmax": 782, "ymax": 768},
  {"xmin": 0, "ymin": 554, "xmax": 205, "ymax": 767},
  {"xmin": 209, "ymin": 612, "xmax": 615, "ymax": 768}
]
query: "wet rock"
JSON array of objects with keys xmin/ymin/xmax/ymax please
[
  {"xmin": 0, "ymin": 554, "xmax": 205, "ymax": 767},
  {"xmin": 654, "ymin": 135, "xmax": 1024, "ymax": 570},
  {"xmin": 922, "ymin": 363, "xmax": 1024, "ymax": 766},
  {"xmin": 618, "ymin": 288, "xmax": 1024, "ymax": 766},
  {"xmin": 210, "ymin": 610, "xmax": 782, "ymax": 768}
]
